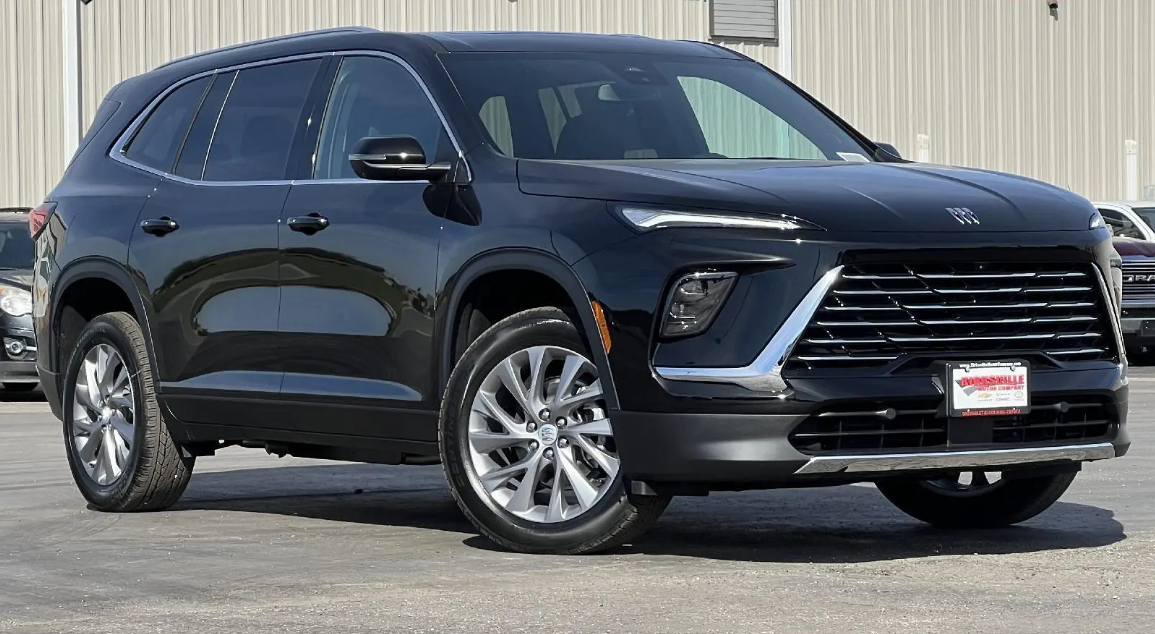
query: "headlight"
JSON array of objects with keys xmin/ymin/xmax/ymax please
[
  {"xmin": 620, "ymin": 207, "xmax": 824, "ymax": 232},
  {"xmin": 0, "ymin": 286, "xmax": 32, "ymax": 317},
  {"xmin": 1090, "ymin": 211, "xmax": 1105, "ymax": 230},
  {"xmin": 661, "ymin": 271, "xmax": 737, "ymax": 338}
]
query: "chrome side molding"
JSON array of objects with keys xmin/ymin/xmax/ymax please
[
  {"xmin": 654, "ymin": 265, "xmax": 843, "ymax": 392},
  {"xmin": 793, "ymin": 442, "xmax": 1116, "ymax": 476}
]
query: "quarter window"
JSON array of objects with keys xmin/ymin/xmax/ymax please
[
  {"xmin": 124, "ymin": 76, "xmax": 210, "ymax": 172},
  {"xmin": 314, "ymin": 56, "xmax": 449, "ymax": 180},
  {"xmin": 202, "ymin": 59, "xmax": 322, "ymax": 182}
]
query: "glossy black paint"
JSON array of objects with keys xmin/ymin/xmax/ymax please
[{"xmin": 34, "ymin": 29, "xmax": 1128, "ymax": 485}]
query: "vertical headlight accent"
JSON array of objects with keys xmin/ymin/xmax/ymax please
[
  {"xmin": 661, "ymin": 271, "xmax": 737, "ymax": 338},
  {"xmin": 1109, "ymin": 253, "xmax": 1123, "ymax": 316}
]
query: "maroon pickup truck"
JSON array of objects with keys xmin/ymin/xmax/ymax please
[{"xmin": 1113, "ymin": 236, "xmax": 1155, "ymax": 358}]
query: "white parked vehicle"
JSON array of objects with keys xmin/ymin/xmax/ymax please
[{"xmin": 1094, "ymin": 201, "xmax": 1155, "ymax": 240}]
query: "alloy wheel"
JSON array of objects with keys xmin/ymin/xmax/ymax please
[
  {"xmin": 71, "ymin": 343, "xmax": 135, "ymax": 486},
  {"xmin": 466, "ymin": 345, "xmax": 618, "ymax": 523}
]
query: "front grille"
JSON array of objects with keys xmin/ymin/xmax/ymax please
[
  {"xmin": 789, "ymin": 396, "xmax": 1115, "ymax": 455},
  {"xmin": 786, "ymin": 261, "xmax": 1117, "ymax": 372},
  {"xmin": 1122, "ymin": 260, "xmax": 1155, "ymax": 303}
]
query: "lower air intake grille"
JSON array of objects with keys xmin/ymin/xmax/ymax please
[
  {"xmin": 788, "ymin": 397, "xmax": 1115, "ymax": 456},
  {"xmin": 786, "ymin": 261, "xmax": 1117, "ymax": 372}
]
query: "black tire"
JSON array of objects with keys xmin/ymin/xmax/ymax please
[
  {"xmin": 875, "ymin": 471, "xmax": 1078, "ymax": 528},
  {"xmin": 3, "ymin": 382, "xmax": 37, "ymax": 392},
  {"xmin": 62, "ymin": 311, "xmax": 194, "ymax": 512},
  {"xmin": 440, "ymin": 307, "xmax": 669, "ymax": 554}
]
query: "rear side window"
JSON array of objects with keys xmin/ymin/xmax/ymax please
[
  {"xmin": 202, "ymin": 59, "xmax": 321, "ymax": 182},
  {"xmin": 174, "ymin": 72, "xmax": 235, "ymax": 180},
  {"xmin": 124, "ymin": 76, "xmax": 210, "ymax": 171}
]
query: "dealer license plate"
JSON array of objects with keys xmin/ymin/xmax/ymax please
[{"xmin": 945, "ymin": 360, "xmax": 1030, "ymax": 418}]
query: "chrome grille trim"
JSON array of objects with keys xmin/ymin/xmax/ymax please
[{"xmin": 788, "ymin": 261, "xmax": 1119, "ymax": 372}]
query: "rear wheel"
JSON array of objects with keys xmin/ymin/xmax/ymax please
[
  {"xmin": 876, "ymin": 469, "xmax": 1077, "ymax": 528},
  {"xmin": 62, "ymin": 312, "xmax": 194, "ymax": 512},
  {"xmin": 440, "ymin": 307, "xmax": 669, "ymax": 554}
]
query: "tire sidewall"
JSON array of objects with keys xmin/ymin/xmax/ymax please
[
  {"xmin": 441, "ymin": 309, "xmax": 638, "ymax": 551},
  {"xmin": 62, "ymin": 317, "xmax": 148, "ymax": 507}
]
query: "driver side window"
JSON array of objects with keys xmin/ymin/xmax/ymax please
[
  {"xmin": 1099, "ymin": 208, "xmax": 1144, "ymax": 239},
  {"xmin": 314, "ymin": 56, "xmax": 449, "ymax": 180}
]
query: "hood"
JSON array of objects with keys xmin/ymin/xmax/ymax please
[
  {"xmin": 1112, "ymin": 237, "xmax": 1155, "ymax": 257},
  {"xmin": 0, "ymin": 269, "xmax": 33, "ymax": 290},
  {"xmin": 517, "ymin": 159, "xmax": 1097, "ymax": 233}
]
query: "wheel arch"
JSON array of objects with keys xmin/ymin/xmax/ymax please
[
  {"xmin": 438, "ymin": 248, "xmax": 619, "ymax": 411},
  {"xmin": 51, "ymin": 257, "xmax": 160, "ymax": 379}
]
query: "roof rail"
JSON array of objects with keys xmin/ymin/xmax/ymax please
[{"xmin": 155, "ymin": 26, "xmax": 379, "ymax": 71}]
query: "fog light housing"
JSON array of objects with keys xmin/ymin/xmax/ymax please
[
  {"xmin": 661, "ymin": 271, "xmax": 737, "ymax": 338},
  {"xmin": 4, "ymin": 337, "xmax": 25, "ymax": 358}
]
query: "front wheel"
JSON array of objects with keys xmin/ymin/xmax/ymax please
[
  {"xmin": 440, "ymin": 307, "xmax": 669, "ymax": 554},
  {"xmin": 875, "ymin": 469, "xmax": 1078, "ymax": 528}
]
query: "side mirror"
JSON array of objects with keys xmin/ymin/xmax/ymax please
[
  {"xmin": 348, "ymin": 136, "xmax": 451, "ymax": 182},
  {"xmin": 874, "ymin": 142, "xmax": 903, "ymax": 161}
]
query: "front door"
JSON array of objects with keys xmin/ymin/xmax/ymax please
[
  {"xmin": 277, "ymin": 54, "xmax": 455, "ymax": 441},
  {"xmin": 129, "ymin": 58, "xmax": 326, "ymax": 426}
]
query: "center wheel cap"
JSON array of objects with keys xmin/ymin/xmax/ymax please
[{"xmin": 537, "ymin": 423, "xmax": 558, "ymax": 446}]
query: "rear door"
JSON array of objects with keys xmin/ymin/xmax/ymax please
[
  {"xmin": 128, "ymin": 57, "xmax": 327, "ymax": 427},
  {"xmin": 276, "ymin": 54, "xmax": 456, "ymax": 440}
]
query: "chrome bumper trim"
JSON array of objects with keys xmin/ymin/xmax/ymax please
[
  {"xmin": 793, "ymin": 442, "xmax": 1116, "ymax": 476},
  {"xmin": 654, "ymin": 265, "xmax": 843, "ymax": 393}
]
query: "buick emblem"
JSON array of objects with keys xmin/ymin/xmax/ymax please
[
  {"xmin": 538, "ymin": 424, "xmax": 558, "ymax": 446},
  {"xmin": 947, "ymin": 207, "xmax": 980, "ymax": 225}
]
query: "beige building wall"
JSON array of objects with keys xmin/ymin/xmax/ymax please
[
  {"xmin": 794, "ymin": 0, "xmax": 1155, "ymax": 202},
  {"xmin": 77, "ymin": 0, "xmax": 779, "ymax": 142},
  {"xmin": 0, "ymin": 0, "xmax": 64, "ymax": 209}
]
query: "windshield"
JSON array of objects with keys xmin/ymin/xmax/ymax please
[
  {"xmin": 0, "ymin": 223, "xmax": 34, "ymax": 269},
  {"xmin": 442, "ymin": 53, "xmax": 873, "ymax": 161}
]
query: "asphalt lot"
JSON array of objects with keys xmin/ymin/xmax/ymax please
[{"xmin": 1, "ymin": 373, "xmax": 1153, "ymax": 634}]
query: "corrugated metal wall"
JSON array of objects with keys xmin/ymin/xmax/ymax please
[
  {"xmin": 0, "ymin": 1, "xmax": 64, "ymax": 209},
  {"xmin": 78, "ymin": 0, "xmax": 779, "ymax": 132},
  {"xmin": 794, "ymin": 0, "xmax": 1155, "ymax": 202}
]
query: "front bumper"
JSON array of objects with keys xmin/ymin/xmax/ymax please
[{"xmin": 0, "ymin": 360, "xmax": 39, "ymax": 383}]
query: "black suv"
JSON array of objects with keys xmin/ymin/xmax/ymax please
[{"xmin": 35, "ymin": 28, "xmax": 1128, "ymax": 554}]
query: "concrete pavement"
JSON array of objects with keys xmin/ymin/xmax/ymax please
[{"xmin": 2, "ymin": 374, "xmax": 1154, "ymax": 633}]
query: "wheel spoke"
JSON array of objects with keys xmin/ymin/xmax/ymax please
[
  {"xmin": 545, "ymin": 466, "xmax": 568, "ymax": 522},
  {"xmin": 99, "ymin": 427, "xmax": 121, "ymax": 482},
  {"xmin": 558, "ymin": 448, "xmax": 599, "ymax": 510},
  {"xmin": 81, "ymin": 359, "xmax": 102, "ymax": 410},
  {"xmin": 109, "ymin": 365, "xmax": 130, "ymax": 398},
  {"xmin": 495, "ymin": 358, "xmax": 532, "ymax": 417},
  {"xmin": 552, "ymin": 354, "xmax": 586, "ymax": 408},
  {"xmin": 473, "ymin": 390, "xmax": 528, "ymax": 436},
  {"xmin": 479, "ymin": 452, "xmax": 538, "ymax": 491},
  {"xmin": 109, "ymin": 412, "xmax": 133, "ymax": 446},
  {"xmin": 504, "ymin": 452, "xmax": 545, "ymax": 513},
  {"xmin": 557, "ymin": 379, "xmax": 602, "ymax": 413},
  {"xmin": 575, "ymin": 434, "xmax": 620, "ymax": 476},
  {"xmin": 469, "ymin": 430, "xmax": 526, "ymax": 454},
  {"xmin": 567, "ymin": 416, "xmax": 613, "ymax": 437},
  {"xmin": 524, "ymin": 346, "xmax": 549, "ymax": 410},
  {"xmin": 112, "ymin": 426, "xmax": 131, "ymax": 467},
  {"xmin": 95, "ymin": 347, "xmax": 111, "ymax": 394},
  {"xmin": 76, "ymin": 432, "xmax": 100, "ymax": 464}
]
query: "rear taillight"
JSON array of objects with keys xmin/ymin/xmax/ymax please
[{"xmin": 29, "ymin": 202, "xmax": 55, "ymax": 239}]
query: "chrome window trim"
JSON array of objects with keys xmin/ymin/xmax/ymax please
[
  {"xmin": 109, "ymin": 49, "xmax": 471, "ymax": 187},
  {"xmin": 654, "ymin": 265, "xmax": 843, "ymax": 393}
]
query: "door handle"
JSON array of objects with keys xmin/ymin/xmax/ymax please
[
  {"xmin": 287, "ymin": 213, "xmax": 330, "ymax": 235},
  {"xmin": 140, "ymin": 217, "xmax": 179, "ymax": 237}
]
